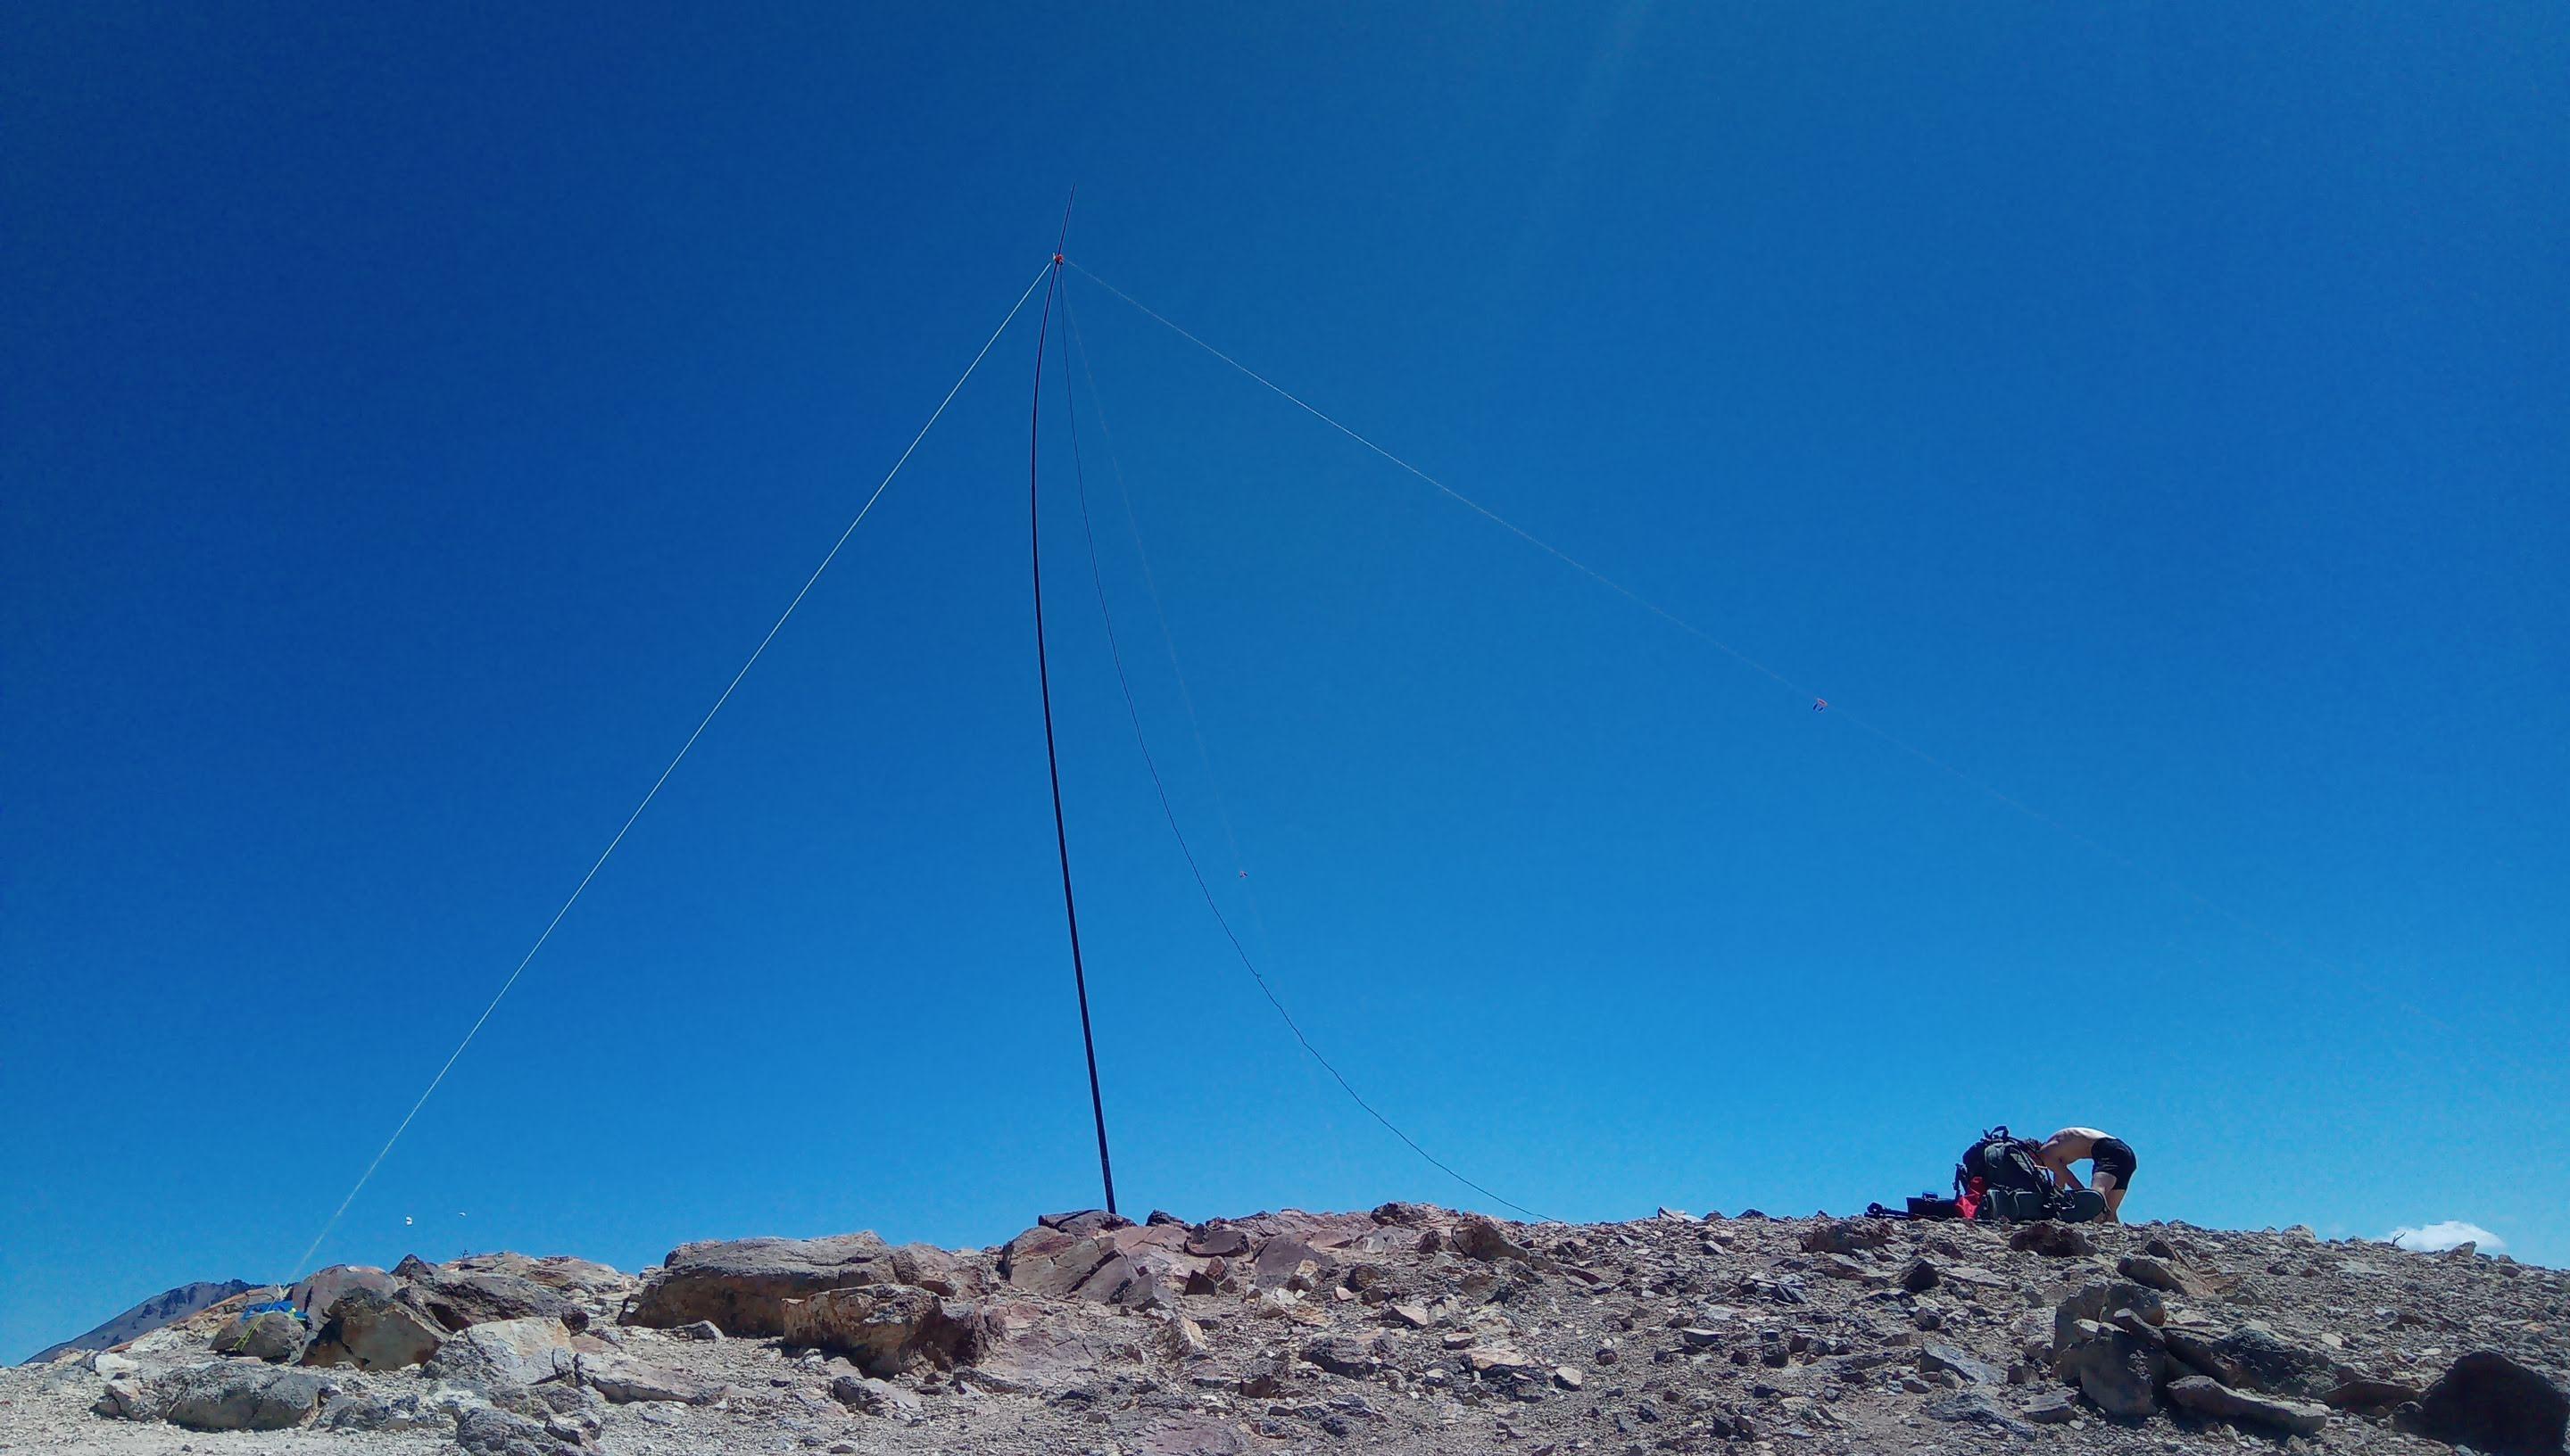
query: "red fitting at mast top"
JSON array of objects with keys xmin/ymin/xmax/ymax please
[{"xmin": 1052, "ymin": 252, "xmax": 1065, "ymax": 265}]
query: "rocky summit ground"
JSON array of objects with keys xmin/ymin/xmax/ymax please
[{"xmin": 4, "ymin": 1205, "xmax": 2564, "ymax": 1456}]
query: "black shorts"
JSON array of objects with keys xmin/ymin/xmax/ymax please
[{"xmin": 2091, "ymin": 1137, "xmax": 2137, "ymax": 1188}]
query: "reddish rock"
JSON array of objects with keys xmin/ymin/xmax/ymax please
[{"xmin": 624, "ymin": 1233, "xmax": 895, "ymax": 1336}]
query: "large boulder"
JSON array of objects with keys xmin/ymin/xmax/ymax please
[
  {"xmin": 209, "ymin": 1311, "xmax": 309, "ymax": 1363},
  {"xmin": 623, "ymin": 1233, "xmax": 895, "ymax": 1336},
  {"xmin": 2168, "ymin": 1375, "xmax": 2329, "ymax": 1435},
  {"xmin": 424, "ymin": 1316, "xmax": 577, "ymax": 1391},
  {"xmin": 777, "ymin": 1283, "xmax": 996, "ymax": 1377},
  {"xmin": 1186, "ymin": 1224, "xmax": 1251, "ymax": 1258},
  {"xmin": 889, "ymin": 1243, "xmax": 977, "ymax": 1297},
  {"xmin": 2053, "ymin": 1319, "xmax": 2162, "ymax": 1418},
  {"xmin": 290, "ymin": 1265, "xmax": 396, "ymax": 1323},
  {"xmin": 155, "ymin": 1363, "xmax": 330, "ymax": 1431},
  {"xmin": 999, "ymin": 1226, "xmax": 1115, "ymax": 1298},
  {"xmin": 402, "ymin": 1262, "xmax": 589, "ymax": 1334},
  {"xmin": 2400, "ymin": 1351, "xmax": 2568, "ymax": 1456},
  {"xmin": 2052, "ymin": 1280, "xmax": 2168, "ymax": 1353},
  {"xmin": 1253, "ymin": 1233, "xmax": 1333, "ymax": 1286},
  {"xmin": 445, "ymin": 1252, "xmax": 633, "ymax": 1299},
  {"xmin": 2161, "ymin": 1323, "xmax": 2345, "ymax": 1400},
  {"xmin": 1447, "ymin": 1217, "xmax": 1532, "ymax": 1264},
  {"xmin": 574, "ymin": 1351, "xmax": 722, "ymax": 1405},
  {"xmin": 302, "ymin": 1286, "xmax": 445, "ymax": 1370}
]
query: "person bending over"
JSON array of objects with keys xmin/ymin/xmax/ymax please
[{"xmin": 2036, "ymin": 1127, "xmax": 2137, "ymax": 1223}]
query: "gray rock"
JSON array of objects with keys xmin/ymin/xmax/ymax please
[
  {"xmin": 1920, "ymin": 1342, "xmax": 2001, "ymax": 1386},
  {"xmin": 1801, "ymin": 1220, "xmax": 1891, "ymax": 1254},
  {"xmin": 1924, "ymin": 1391, "xmax": 2038, "ymax": 1436},
  {"xmin": 318, "ymin": 1387, "xmax": 437, "ymax": 1432},
  {"xmin": 93, "ymin": 1375, "xmax": 153, "ymax": 1420},
  {"xmin": 2054, "ymin": 1320, "xmax": 2161, "ymax": 1418},
  {"xmin": 2118, "ymin": 1253, "xmax": 2220, "ymax": 1300},
  {"xmin": 623, "ymin": 1232, "xmax": 895, "ymax": 1336},
  {"xmin": 157, "ymin": 1362, "xmax": 330, "ymax": 1431},
  {"xmin": 830, "ymin": 1372, "xmax": 924, "ymax": 1417},
  {"xmin": 303, "ymin": 1286, "xmax": 445, "ymax": 1370},
  {"xmin": 2024, "ymin": 1390, "xmax": 2080, "ymax": 1424},
  {"xmin": 2168, "ymin": 1374, "xmax": 2330, "ymax": 1435},
  {"xmin": 1302, "ymin": 1336, "xmax": 1380, "ymax": 1377},
  {"xmin": 2051, "ymin": 1280, "xmax": 2168, "ymax": 1353},
  {"xmin": 2009, "ymin": 1223, "xmax": 2096, "ymax": 1258},
  {"xmin": 777, "ymin": 1283, "xmax": 995, "ymax": 1377},
  {"xmin": 669, "ymin": 1319, "xmax": 724, "ymax": 1340},
  {"xmin": 2163, "ymin": 1323, "xmax": 2344, "ymax": 1399},
  {"xmin": 574, "ymin": 1351, "xmax": 719, "ymax": 1405},
  {"xmin": 210, "ymin": 1311, "xmax": 309, "ymax": 1363},
  {"xmin": 1898, "ymin": 1258, "xmax": 1941, "ymax": 1294},
  {"xmin": 425, "ymin": 1317, "xmax": 577, "ymax": 1390},
  {"xmin": 454, "ymin": 1404, "xmax": 565, "ymax": 1456},
  {"xmin": 2325, "ymin": 1376, "xmax": 2425, "ymax": 1412},
  {"xmin": 2402, "ymin": 1350, "xmax": 2568, "ymax": 1456}
]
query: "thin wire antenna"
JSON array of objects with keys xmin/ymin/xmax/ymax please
[
  {"xmin": 1063, "ymin": 261, "xmax": 2570, "ymax": 1090},
  {"xmin": 291, "ymin": 264, "xmax": 1054, "ymax": 1277},
  {"xmin": 1063, "ymin": 289, "xmax": 1273, "ymax": 952},
  {"xmin": 1065, "ymin": 262, "xmax": 2237, "ymax": 921},
  {"xmin": 1031, "ymin": 194, "xmax": 1119, "ymax": 1216},
  {"xmin": 1057, "ymin": 285, "xmax": 1553, "ymax": 1223}
]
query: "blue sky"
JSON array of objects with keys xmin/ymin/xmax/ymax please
[{"xmin": 4, "ymin": 4, "xmax": 2565, "ymax": 1361}]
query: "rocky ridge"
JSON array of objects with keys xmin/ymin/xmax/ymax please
[
  {"xmin": 3, "ymin": 1206, "xmax": 2562, "ymax": 1456},
  {"xmin": 22, "ymin": 1280, "xmax": 261, "ymax": 1365}
]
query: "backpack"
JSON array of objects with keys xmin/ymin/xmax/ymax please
[{"xmin": 1954, "ymin": 1125, "xmax": 2050, "ymax": 1200}]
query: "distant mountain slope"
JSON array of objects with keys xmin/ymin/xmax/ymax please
[{"xmin": 22, "ymin": 1280, "xmax": 258, "ymax": 1364}]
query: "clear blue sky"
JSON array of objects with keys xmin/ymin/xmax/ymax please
[{"xmin": 4, "ymin": 4, "xmax": 2564, "ymax": 1361}]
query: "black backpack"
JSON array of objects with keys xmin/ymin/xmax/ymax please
[{"xmin": 1955, "ymin": 1125, "xmax": 2050, "ymax": 1198}]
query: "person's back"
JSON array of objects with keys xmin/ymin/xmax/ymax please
[{"xmin": 2036, "ymin": 1127, "xmax": 2137, "ymax": 1222}]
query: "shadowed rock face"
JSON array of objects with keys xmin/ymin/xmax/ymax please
[
  {"xmin": 301, "ymin": 1286, "xmax": 445, "ymax": 1371},
  {"xmin": 2405, "ymin": 1351, "xmax": 2569, "ymax": 1456},
  {"xmin": 778, "ymin": 1283, "xmax": 997, "ymax": 1377}
]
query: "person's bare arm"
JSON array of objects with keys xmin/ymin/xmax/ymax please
[{"xmin": 2037, "ymin": 1142, "xmax": 2085, "ymax": 1190}]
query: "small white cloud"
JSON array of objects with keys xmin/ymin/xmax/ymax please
[{"xmin": 2387, "ymin": 1220, "xmax": 2504, "ymax": 1254}]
